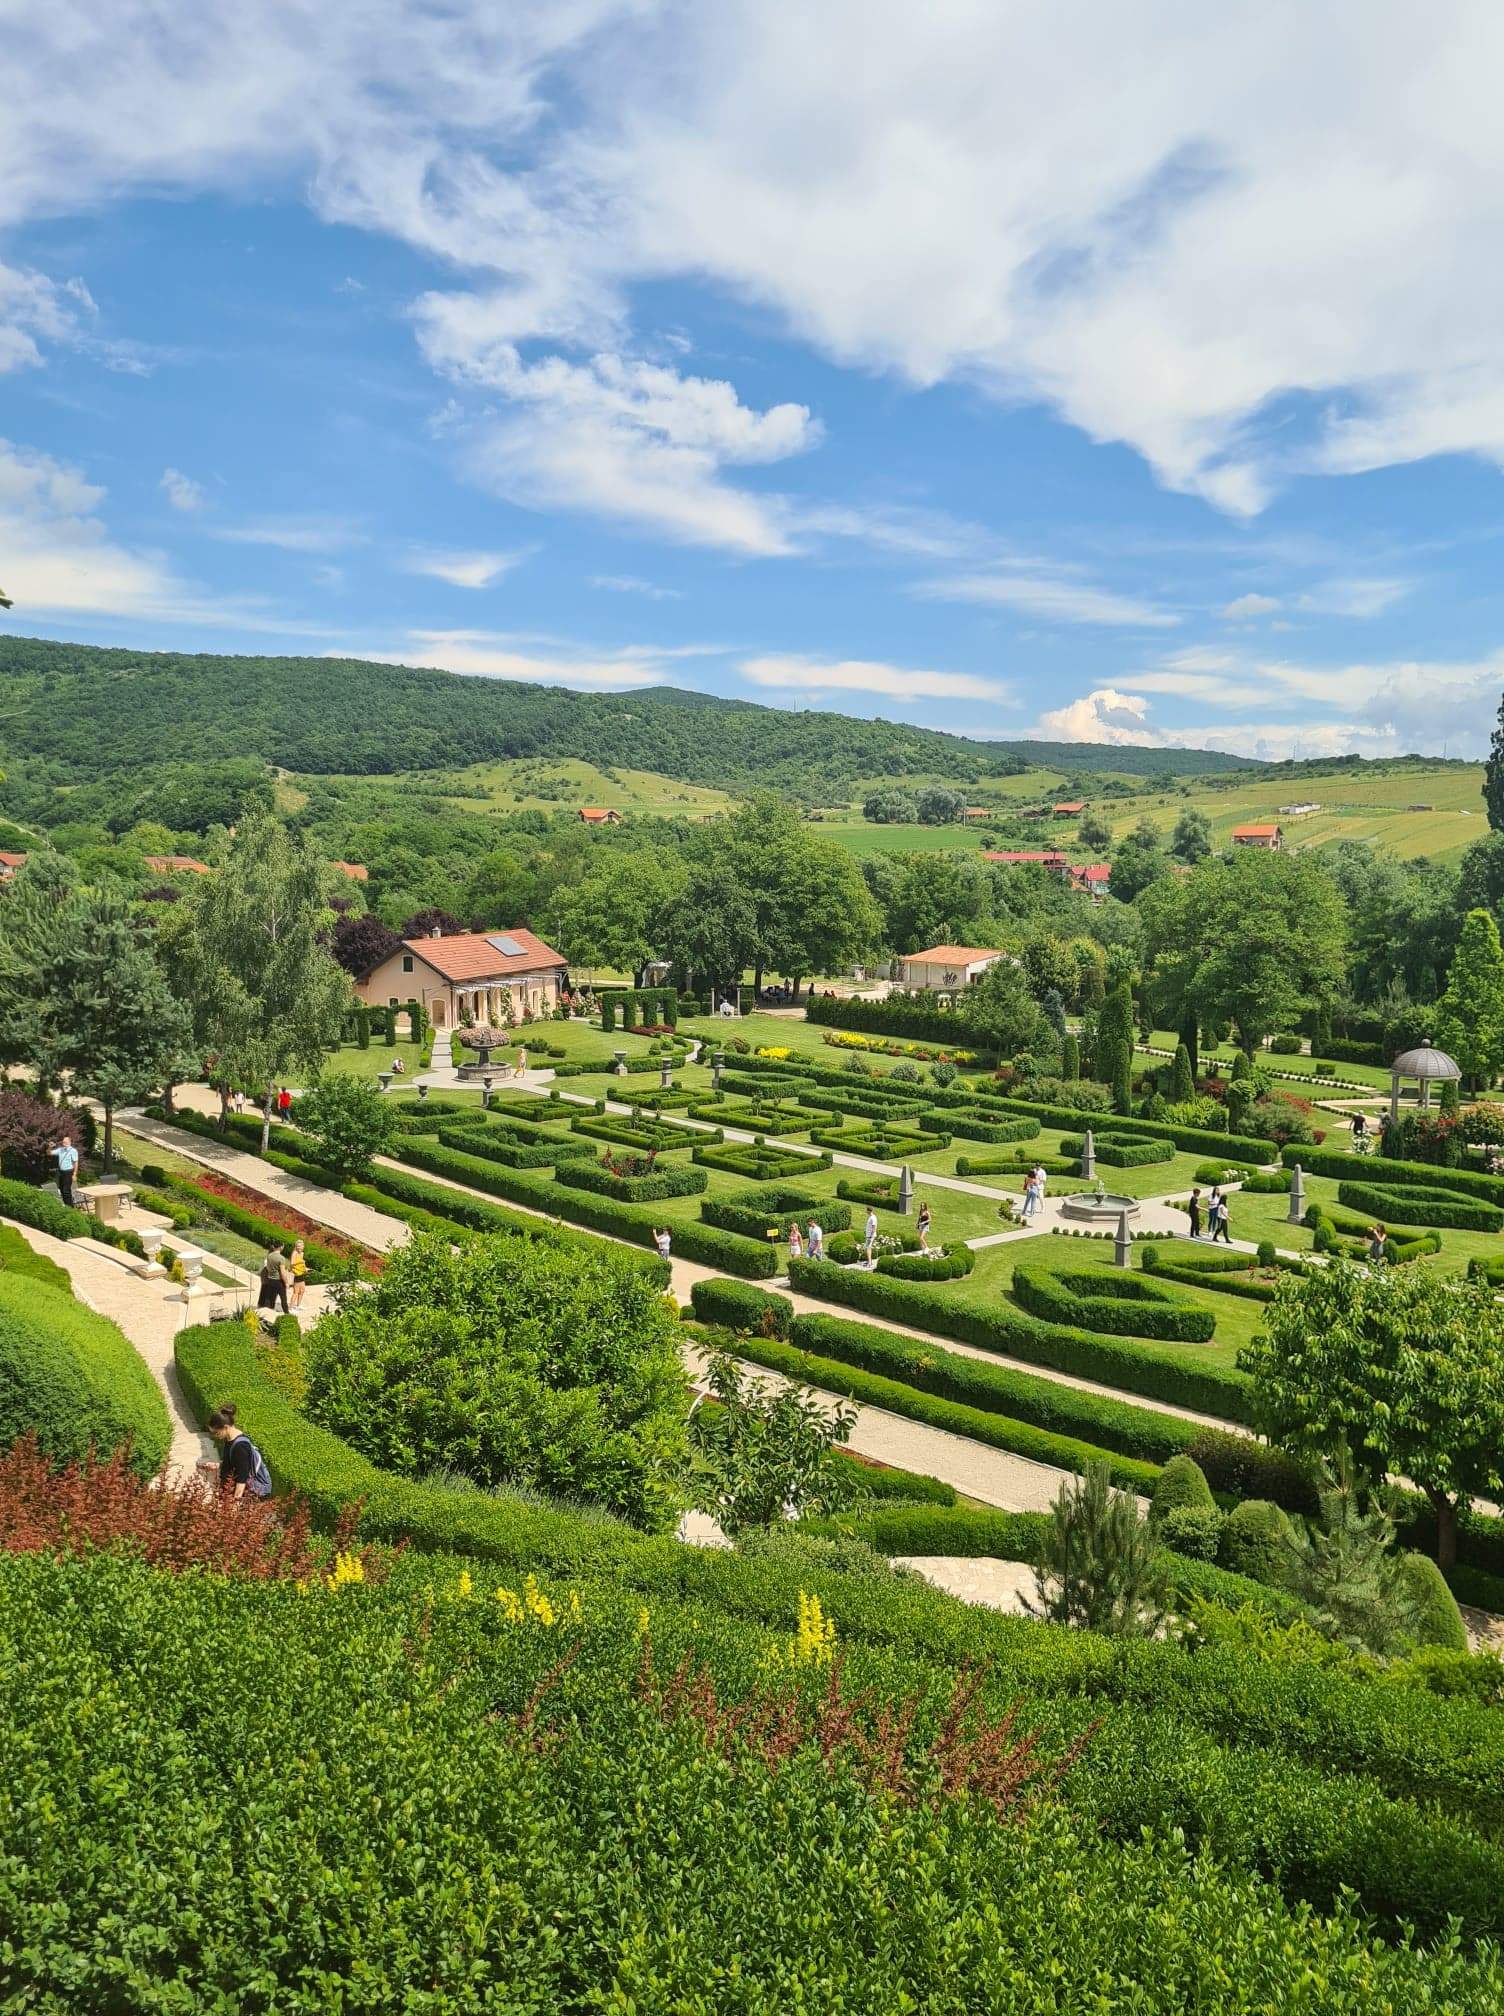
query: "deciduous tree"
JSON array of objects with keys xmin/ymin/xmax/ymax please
[{"xmin": 1434, "ymin": 907, "xmax": 1504, "ymax": 1090}]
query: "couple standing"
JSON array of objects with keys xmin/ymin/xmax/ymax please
[
  {"xmin": 1188, "ymin": 1186, "xmax": 1232, "ymax": 1242},
  {"xmin": 1022, "ymin": 1165, "xmax": 1048, "ymax": 1219}
]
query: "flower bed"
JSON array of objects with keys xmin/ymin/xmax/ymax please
[{"xmin": 179, "ymin": 1173, "xmax": 377, "ymax": 1279}]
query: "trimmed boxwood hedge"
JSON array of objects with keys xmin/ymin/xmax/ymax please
[
  {"xmin": 700, "ymin": 1187, "xmax": 852, "ymax": 1240},
  {"xmin": 0, "ymin": 1224, "xmax": 72, "ymax": 1292},
  {"xmin": 875, "ymin": 1244, "xmax": 975, "ymax": 1282},
  {"xmin": 1284, "ymin": 1142, "xmax": 1504, "ymax": 1205},
  {"xmin": 553, "ymin": 1158, "xmax": 708, "ymax": 1204},
  {"xmin": 807, "ymin": 1124, "xmax": 943, "ymax": 1156},
  {"xmin": 1335, "ymin": 1179, "xmax": 1503, "ymax": 1233},
  {"xmin": 394, "ymin": 1137, "xmax": 777, "ymax": 1276},
  {"xmin": 1060, "ymin": 1134, "xmax": 1174, "ymax": 1169},
  {"xmin": 785, "ymin": 1256, "xmax": 1254, "ymax": 1421},
  {"xmin": 834, "ymin": 1175, "xmax": 901, "ymax": 1210},
  {"xmin": 686, "ymin": 1100, "xmax": 811, "ymax": 1133},
  {"xmin": 956, "ymin": 1153, "xmax": 1080, "ymax": 1178},
  {"xmin": 570, "ymin": 1113, "xmax": 715, "ymax": 1154},
  {"xmin": 0, "ymin": 1272, "xmax": 170, "ymax": 1479},
  {"xmin": 0, "ymin": 1175, "xmax": 146, "ymax": 1258},
  {"xmin": 433, "ymin": 1124, "xmax": 593, "ymax": 1170},
  {"xmin": 693, "ymin": 1140, "xmax": 831, "ymax": 1181},
  {"xmin": 921, "ymin": 1110, "xmax": 1040, "ymax": 1144},
  {"xmin": 975, "ymin": 1095, "xmax": 1274, "ymax": 1164},
  {"xmin": 161, "ymin": 1175, "xmax": 362, "ymax": 1283},
  {"xmin": 1012, "ymin": 1263, "xmax": 1216, "ymax": 1343},
  {"xmin": 687, "ymin": 1276, "xmax": 793, "ymax": 1337}
]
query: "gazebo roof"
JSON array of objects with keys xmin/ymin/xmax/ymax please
[{"xmin": 1390, "ymin": 1041, "xmax": 1461, "ymax": 1080}]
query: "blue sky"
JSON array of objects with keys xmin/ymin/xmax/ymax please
[{"xmin": 4, "ymin": 1, "xmax": 1504, "ymax": 760}]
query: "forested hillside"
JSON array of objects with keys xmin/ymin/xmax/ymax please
[{"xmin": 0, "ymin": 636, "xmax": 1253, "ymax": 792}]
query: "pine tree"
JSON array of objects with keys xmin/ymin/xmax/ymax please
[
  {"xmin": 1170, "ymin": 1042, "xmax": 1194, "ymax": 1103},
  {"xmin": 1027, "ymin": 1460, "xmax": 1169, "ymax": 1637},
  {"xmin": 1179, "ymin": 1008, "xmax": 1199, "ymax": 1082},
  {"xmin": 1434, "ymin": 908, "xmax": 1504, "ymax": 1091},
  {"xmin": 1281, "ymin": 1450, "xmax": 1424, "ymax": 1657},
  {"xmin": 1060, "ymin": 1031, "xmax": 1080, "ymax": 1082}
]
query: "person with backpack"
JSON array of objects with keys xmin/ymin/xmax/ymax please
[
  {"xmin": 208, "ymin": 1404, "xmax": 273, "ymax": 1503},
  {"xmin": 258, "ymin": 1245, "xmax": 290, "ymax": 1314}
]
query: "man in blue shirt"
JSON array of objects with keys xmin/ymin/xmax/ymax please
[{"xmin": 50, "ymin": 1133, "xmax": 79, "ymax": 1208}]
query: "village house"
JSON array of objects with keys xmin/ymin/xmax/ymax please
[
  {"xmin": 0, "ymin": 851, "xmax": 27, "ymax": 882},
  {"xmin": 1052, "ymin": 800, "xmax": 1086, "ymax": 818},
  {"xmin": 981, "ymin": 848, "xmax": 1071, "ymax": 870},
  {"xmin": 332, "ymin": 861, "xmax": 369, "ymax": 882},
  {"xmin": 1277, "ymin": 802, "xmax": 1321, "ymax": 817},
  {"xmin": 897, "ymin": 943, "xmax": 1006, "ymax": 991},
  {"xmin": 354, "ymin": 926, "xmax": 568, "ymax": 1030},
  {"xmin": 1232, "ymin": 822, "xmax": 1282, "ymax": 850},
  {"xmin": 579, "ymin": 807, "xmax": 622, "ymax": 825}
]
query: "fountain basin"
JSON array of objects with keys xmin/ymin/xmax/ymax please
[{"xmin": 1059, "ymin": 1190, "xmax": 1141, "ymax": 1224}]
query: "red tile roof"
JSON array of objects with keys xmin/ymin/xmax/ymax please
[
  {"xmin": 1071, "ymin": 863, "xmax": 1112, "ymax": 885},
  {"xmin": 1052, "ymin": 800, "xmax": 1086, "ymax": 814},
  {"xmin": 0, "ymin": 852, "xmax": 27, "ymax": 870},
  {"xmin": 982, "ymin": 849, "xmax": 1068, "ymax": 865},
  {"xmin": 579, "ymin": 807, "xmax": 620, "ymax": 822},
  {"xmin": 405, "ymin": 928, "xmax": 567, "ymax": 982},
  {"xmin": 333, "ymin": 861, "xmax": 369, "ymax": 881},
  {"xmin": 1232, "ymin": 823, "xmax": 1280, "ymax": 838},
  {"xmin": 904, "ymin": 944, "xmax": 1005, "ymax": 966},
  {"xmin": 144, "ymin": 853, "xmax": 211, "ymax": 874}
]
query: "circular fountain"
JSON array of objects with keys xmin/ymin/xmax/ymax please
[{"xmin": 1059, "ymin": 1178, "xmax": 1141, "ymax": 1224}]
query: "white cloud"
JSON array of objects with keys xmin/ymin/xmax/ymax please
[
  {"xmin": 0, "ymin": 437, "xmax": 197, "ymax": 617},
  {"xmin": 356, "ymin": 628, "xmax": 678, "ymax": 689},
  {"xmin": 1028, "ymin": 688, "xmax": 1165, "ymax": 746},
  {"xmin": 921, "ymin": 568, "xmax": 1179, "ymax": 628},
  {"xmin": 11, "ymin": 3, "xmax": 1504, "ymax": 520},
  {"xmin": 414, "ymin": 333, "xmax": 818, "ymax": 554},
  {"xmin": 1222, "ymin": 592, "xmax": 1280, "ymax": 619},
  {"xmin": 159, "ymin": 467, "xmax": 206, "ymax": 512},
  {"xmin": 741, "ymin": 653, "xmax": 1012, "ymax": 705},
  {"xmin": 0, "ymin": 260, "xmax": 93, "ymax": 373},
  {"xmin": 1297, "ymin": 577, "xmax": 1413, "ymax": 619},
  {"xmin": 591, "ymin": 573, "xmax": 682, "ymax": 599},
  {"xmin": 215, "ymin": 517, "xmax": 363, "ymax": 553},
  {"xmin": 404, "ymin": 548, "xmax": 527, "ymax": 589}
]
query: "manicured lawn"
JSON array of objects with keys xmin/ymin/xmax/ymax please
[
  {"xmin": 323, "ymin": 1035, "xmax": 426, "ymax": 1083},
  {"xmin": 1221, "ymin": 1172, "xmax": 1504, "ymax": 1279}
]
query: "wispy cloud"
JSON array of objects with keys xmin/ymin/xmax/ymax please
[
  {"xmin": 1297, "ymin": 577, "xmax": 1413, "ymax": 619},
  {"xmin": 741, "ymin": 653, "xmax": 1013, "ymax": 705},
  {"xmin": 355, "ymin": 627, "xmax": 687, "ymax": 689},
  {"xmin": 159, "ymin": 467, "xmax": 206, "ymax": 513},
  {"xmin": 215, "ymin": 517, "xmax": 364, "ymax": 554},
  {"xmin": 918, "ymin": 568, "xmax": 1179, "ymax": 629},
  {"xmin": 1222, "ymin": 591, "xmax": 1279, "ymax": 619},
  {"xmin": 591, "ymin": 573, "xmax": 683, "ymax": 600},
  {"xmin": 404, "ymin": 547, "xmax": 528, "ymax": 589}
]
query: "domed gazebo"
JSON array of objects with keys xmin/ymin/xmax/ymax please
[{"xmin": 1387, "ymin": 1039, "xmax": 1461, "ymax": 1124}]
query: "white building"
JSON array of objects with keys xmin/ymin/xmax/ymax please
[{"xmin": 897, "ymin": 943, "xmax": 1005, "ymax": 992}]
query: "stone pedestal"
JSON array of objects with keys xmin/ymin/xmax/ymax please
[
  {"xmin": 1114, "ymin": 1209, "xmax": 1132, "ymax": 1269},
  {"xmin": 614, "ymin": 1050, "xmax": 628, "ymax": 1077},
  {"xmin": 1080, "ymin": 1130, "xmax": 1096, "ymax": 1181},
  {"xmin": 660, "ymin": 1058, "xmax": 673, "ymax": 1090},
  {"xmin": 711, "ymin": 1051, "xmax": 725, "ymax": 1090},
  {"xmin": 897, "ymin": 1165, "xmax": 914, "ymax": 1215},
  {"xmin": 1287, "ymin": 1162, "xmax": 1305, "ymax": 1224}
]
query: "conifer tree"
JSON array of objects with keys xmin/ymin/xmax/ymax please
[{"xmin": 1434, "ymin": 908, "xmax": 1504, "ymax": 1091}]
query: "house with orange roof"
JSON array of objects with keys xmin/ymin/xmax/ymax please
[
  {"xmin": 333, "ymin": 861, "xmax": 369, "ymax": 882},
  {"xmin": 0, "ymin": 851, "xmax": 27, "ymax": 882},
  {"xmin": 579, "ymin": 806, "xmax": 622, "ymax": 824},
  {"xmin": 1068, "ymin": 862, "xmax": 1112, "ymax": 897},
  {"xmin": 982, "ymin": 849, "xmax": 1070, "ymax": 871},
  {"xmin": 353, "ymin": 926, "xmax": 568, "ymax": 1029},
  {"xmin": 1232, "ymin": 822, "xmax": 1282, "ymax": 850},
  {"xmin": 897, "ymin": 943, "xmax": 1006, "ymax": 991},
  {"xmin": 1052, "ymin": 800, "xmax": 1086, "ymax": 817}
]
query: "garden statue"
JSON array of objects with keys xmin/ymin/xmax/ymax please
[{"xmin": 1081, "ymin": 1128, "xmax": 1096, "ymax": 1179}]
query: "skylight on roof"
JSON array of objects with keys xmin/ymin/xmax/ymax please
[{"xmin": 488, "ymin": 933, "xmax": 526, "ymax": 957}]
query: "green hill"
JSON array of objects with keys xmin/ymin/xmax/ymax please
[{"xmin": 0, "ymin": 635, "xmax": 1254, "ymax": 795}]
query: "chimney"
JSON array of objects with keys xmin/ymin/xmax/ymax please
[{"xmin": 430, "ymin": 925, "xmax": 442, "ymax": 939}]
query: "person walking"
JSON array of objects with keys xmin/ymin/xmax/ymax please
[
  {"xmin": 50, "ymin": 1132, "xmax": 79, "ymax": 1208},
  {"xmin": 787, "ymin": 1221, "xmax": 803, "ymax": 1264},
  {"xmin": 653, "ymin": 1226, "xmax": 672, "ymax": 1263},
  {"xmin": 288, "ymin": 1238, "xmax": 308, "ymax": 1310},
  {"xmin": 515, "ymin": 1045, "xmax": 528, "ymax": 1079},
  {"xmin": 863, "ymin": 1208, "xmax": 879, "ymax": 1267},
  {"xmin": 916, "ymin": 1201, "xmax": 933, "ymax": 1253},
  {"xmin": 257, "ymin": 1245, "xmax": 290, "ymax": 1314},
  {"xmin": 807, "ymin": 1219, "xmax": 824, "ymax": 1262},
  {"xmin": 276, "ymin": 1086, "xmax": 293, "ymax": 1121},
  {"xmin": 1033, "ymin": 1165, "xmax": 1047, "ymax": 1215},
  {"xmin": 208, "ymin": 1404, "xmax": 273, "ymax": 1503},
  {"xmin": 1187, "ymin": 1187, "xmax": 1203, "ymax": 1240},
  {"xmin": 1209, "ymin": 1187, "xmax": 1233, "ymax": 1244},
  {"xmin": 1022, "ymin": 1170, "xmax": 1039, "ymax": 1220}
]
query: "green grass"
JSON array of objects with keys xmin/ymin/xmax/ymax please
[
  {"xmin": 323, "ymin": 1035, "xmax": 426, "ymax": 1083},
  {"xmin": 333, "ymin": 754, "xmax": 737, "ymax": 819},
  {"xmin": 1220, "ymin": 1172, "xmax": 1504, "ymax": 1278}
]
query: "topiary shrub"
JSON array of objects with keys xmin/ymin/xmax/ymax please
[
  {"xmin": 1158, "ymin": 1504, "xmax": 1224, "ymax": 1563},
  {"xmin": 1395, "ymin": 1551, "xmax": 1469, "ymax": 1652},
  {"xmin": 0, "ymin": 1274, "xmax": 170, "ymax": 1479},
  {"xmin": 1219, "ymin": 1498, "xmax": 1293, "ymax": 1586},
  {"xmin": 1269, "ymin": 1033, "xmax": 1302, "ymax": 1054},
  {"xmin": 1150, "ymin": 1454, "xmax": 1215, "ymax": 1524},
  {"xmin": 1256, "ymin": 1240, "xmax": 1276, "ymax": 1268}
]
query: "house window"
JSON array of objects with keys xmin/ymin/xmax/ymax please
[
  {"xmin": 389, "ymin": 997, "xmax": 399, "ymax": 1008},
  {"xmin": 402, "ymin": 955, "xmax": 414, "ymax": 973}
]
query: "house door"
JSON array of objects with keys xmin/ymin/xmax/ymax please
[{"xmin": 430, "ymin": 996, "xmax": 446, "ymax": 1028}]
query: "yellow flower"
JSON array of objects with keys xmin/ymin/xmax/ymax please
[
  {"xmin": 794, "ymin": 1589, "xmax": 837, "ymax": 1665},
  {"xmin": 523, "ymin": 1573, "xmax": 557, "ymax": 1626},
  {"xmin": 636, "ymin": 1604, "xmax": 651, "ymax": 1638},
  {"xmin": 456, "ymin": 1569, "xmax": 474, "ymax": 1601},
  {"xmin": 494, "ymin": 1585, "xmax": 525, "ymax": 1624},
  {"xmin": 324, "ymin": 1550, "xmax": 366, "ymax": 1592},
  {"xmin": 568, "ymin": 1590, "xmax": 582, "ymax": 1621}
]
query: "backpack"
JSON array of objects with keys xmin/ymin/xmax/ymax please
[{"xmin": 242, "ymin": 1437, "xmax": 273, "ymax": 1499}]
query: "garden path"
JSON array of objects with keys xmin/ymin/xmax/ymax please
[
  {"xmin": 6, "ymin": 1220, "xmax": 213, "ymax": 1483},
  {"xmin": 118, "ymin": 1106, "xmax": 1242, "ymax": 1436}
]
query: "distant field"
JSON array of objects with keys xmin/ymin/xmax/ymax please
[
  {"xmin": 312, "ymin": 755, "xmax": 736, "ymax": 819},
  {"xmin": 1117, "ymin": 762, "xmax": 1486, "ymax": 864}
]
